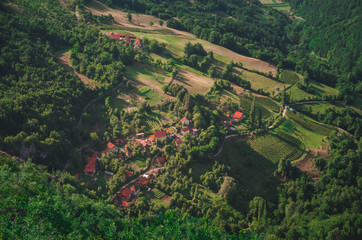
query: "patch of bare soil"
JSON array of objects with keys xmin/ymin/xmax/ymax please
[
  {"xmin": 55, "ymin": 51, "xmax": 100, "ymax": 89},
  {"xmin": 294, "ymin": 145, "xmax": 330, "ymax": 181},
  {"xmin": 160, "ymin": 195, "xmax": 171, "ymax": 204}
]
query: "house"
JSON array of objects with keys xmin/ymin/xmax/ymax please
[
  {"xmin": 233, "ymin": 111, "xmax": 244, "ymax": 121},
  {"xmin": 175, "ymin": 139, "xmax": 182, "ymax": 147},
  {"xmin": 84, "ymin": 157, "xmax": 97, "ymax": 176},
  {"xmin": 151, "ymin": 130, "xmax": 166, "ymax": 141},
  {"xmin": 192, "ymin": 128, "xmax": 199, "ymax": 137},
  {"xmin": 156, "ymin": 157, "xmax": 166, "ymax": 167},
  {"xmin": 126, "ymin": 170, "xmax": 133, "ymax": 177},
  {"xmin": 104, "ymin": 171, "xmax": 114, "ymax": 176},
  {"xmin": 134, "ymin": 38, "xmax": 144, "ymax": 50},
  {"xmin": 166, "ymin": 128, "xmax": 175, "ymax": 137},
  {"xmin": 109, "ymin": 32, "xmax": 127, "ymax": 40},
  {"xmin": 179, "ymin": 117, "xmax": 190, "ymax": 125},
  {"xmin": 130, "ymin": 185, "xmax": 140, "ymax": 195},
  {"xmin": 121, "ymin": 201, "xmax": 129, "ymax": 209},
  {"xmin": 136, "ymin": 133, "xmax": 145, "ymax": 139},
  {"xmin": 107, "ymin": 142, "xmax": 118, "ymax": 152},
  {"xmin": 181, "ymin": 127, "xmax": 190, "ymax": 135},
  {"xmin": 138, "ymin": 177, "xmax": 149, "ymax": 186},
  {"xmin": 119, "ymin": 188, "xmax": 132, "ymax": 201}
]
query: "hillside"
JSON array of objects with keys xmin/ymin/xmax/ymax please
[{"xmin": 0, "ymin": 0, "xmax": 361, "ymax": 239}]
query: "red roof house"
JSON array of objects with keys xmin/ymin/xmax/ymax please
[
  {"xmin": 109, "ymin": 32, "xmax": 126, "ymax": 40},
  {"xmin": 179, "ymin": 117, "xmax": 190, "ymax": 125},
  {"xmin": 119, "ymin": 188, "xmax": 132, "ymax": 201},
  {"xmin": 151, "ymin": 131, "xmax": 166, "ymax": 141},
  {"xmin": 138, "ymin": 177, "xmax": 149, "ymax": 186},
  {"xmin": 181, "ymin": 127, "xmax": 190, "ymax": 135},
  {"xmin": 126, "ymin": 170, "xmax": 133, "ymax": 176},
  {"xmin": 84, "ymin": 162, "xmax": 95, "ymax": 175},
  {"xmin": 233, "ymin": 111, "xmax": 244, "ymax": 120},
  {"xmin": 121, "ymin": 201, "xmax": 129, "ymax": 208},
  {"xmin": 107, "ymin": 142, "xmax": 116, "ymax": 149},
  {"xmin": 175, "ymin": 139, "xmax": 182, "ymax": 147}
]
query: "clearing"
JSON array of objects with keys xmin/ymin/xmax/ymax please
[{"xmin": 55, "ymin": 50, "xmax": 100, "ymax": 89}]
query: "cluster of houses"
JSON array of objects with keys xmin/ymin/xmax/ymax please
[
  {"xmin": 109, "ymin": 32, "xmax": 144, "ymax": 50},
  {"xmin": 115, "ymin": 174, "xmax": 151, "ymax": 208},
  {"xmin": 221, "ymin": 110, "xmax": 244, "ymax": 130}
]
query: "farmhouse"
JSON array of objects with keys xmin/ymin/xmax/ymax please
[
  {"xmin": 233, "ymin": 111, "xmax": 244, "ymax": 121},
  {"xmin": 150, "ymin": 130, "xmax": 166, "ymax": 141},
  {"xmin": 109, "ymin": 32, "xmax": 126, "ymax": 40},
  {"xmin": 181, "ymin": 127, "xmax": 190, "ymax": 135},
  {"xmin": 134, "ymin": 38, "xmax": 144, "ymax": 50},
  {"xmin": 179, "ymin": 117, "xmax": 190, "ymax": 125}
]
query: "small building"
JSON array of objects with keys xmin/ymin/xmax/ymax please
[
  {"xmin": 192, "ymin": 128, "xmax": 199, "ymax": 137},
  {"xmin": 175, "ymin": 139, "xmax": 182, "ymax": 147},
  {"xmin": 107, "ymin": 142, "xmax": 118, "ymax": 152},
  {"xmin": 134, "ymin": 38, "xmax": 144, "ymax": 50},
  {"xmin": 84, "ymin": 157, "xmax": 96, "ymax": 176},
  {"xmin": 130, "ymin": 185, "xmax": 140, "ymax": 195},
  {"xmin": 136, "ymin": 133, "xmax": 145, "ymax": 139},
  {"xmin": 166, "ymin": 128, "xmax": 175, "ymax": 137},
  {"xmin": 151, "ymin": 130, "xmax": 166, "ymax": 141},
  {"xmin": 119, "ymin": 188, "xmax": 132, "ymax": 201},
  {"xmin": 109, "ymin": 32, "xmax": 127, "ymax": 41},
  {"xmin": 126, "ymin": 170, "xmax": 133, "ymax": 177},
  {"xmin": 121, "ymin": 201, "xmax": 129, "ymax": 209},
  {"xmin": 138, "ymin": 177, "xmax": 149, "ymax": 186},
  {"xmin": 179, "ymin": 117, "xmax": 190, "ymax": 125},
  {"xmin": 233, "ymin": 111, "xmax": 244, "ymax": 121},
  {"xmin": 156, "ymin": 157, "xmax": 166, "ymax": 167},
  {"xmin": 104, "ymin": 171, "xmax": 114, "ymax": 176},
  {"xmin": 181, "ymin": 127, "xmax": 190, "ymax": 135}
]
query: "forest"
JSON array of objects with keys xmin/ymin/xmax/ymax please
[{"xmin": 0, "ymin": 0, "xmax": 361, "ymax": 239}]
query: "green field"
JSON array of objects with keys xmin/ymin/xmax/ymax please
[
  {"xmin": 133, "ymin": 156, "xmax": 148, "ymax": 169},
  {"xmin": 280, "ymin": 70, "xmax": 300, "ymax": 84},
  {"xmin": 151, "ymin": 188, "xmax": 166, "ymax": 199},
  {"xmin": 242, "ymin": 70, "xmax": 289, "ymax": 94},
  {"xmin": 288, "ymin": 81, "xmax": 339, "ymax": 101}
]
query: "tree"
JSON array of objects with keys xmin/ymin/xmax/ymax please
[
  {"xmin": 250, "ymin": 97, "xmax": 256, "ymax": 128},
  {"xmin": 218, "ymin": 176, "xmax": 237, "ymax": 202},
  {"xmin": 149, "ymin": 21, "xmax": 154, "ymax": 26},
  {"xmin": 171, "ymin": 68, "xmax": 178, "ymax": 80},
  {"xmin": 127, "ymin": 12, "xmax": 132, "ymax": 22},
  {"xmin": 159, "ymin": 20, "xmax": 164, "ymax": 26}
]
